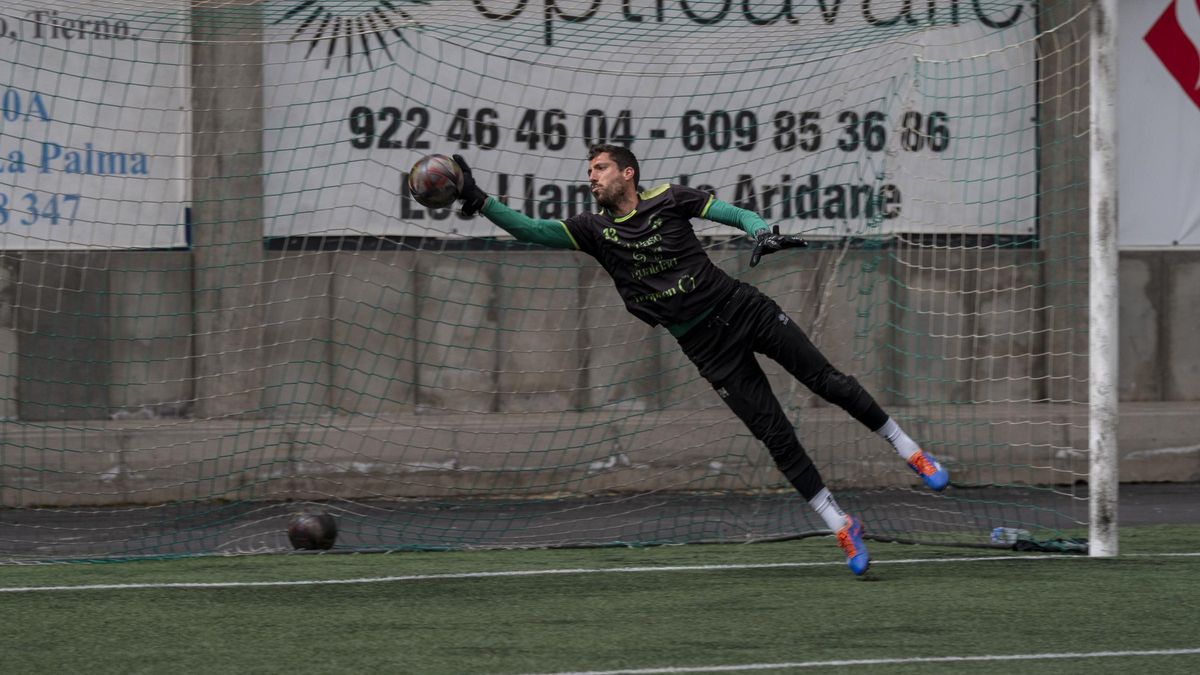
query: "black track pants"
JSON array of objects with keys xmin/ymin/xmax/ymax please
[{"xmin": 675, "ymin": 282, "xmax": 888, "ymax": 500}]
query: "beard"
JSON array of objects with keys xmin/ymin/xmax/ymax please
[{"xmin": 593, "ymin": 184, "xmax": 621, "ymax": 212}]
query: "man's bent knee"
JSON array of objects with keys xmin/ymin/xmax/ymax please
[{"xmin": 809, "ymin": 366, "xmax": 870, "ymax": 406}]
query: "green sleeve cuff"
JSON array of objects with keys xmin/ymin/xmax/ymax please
[
  {"xmin": 703, "ymin": 199, "xmax": 769, "ymax": 237},
  {"xmin": 481, "ymin": 198, "xmax": 578, "ymax": 250}
]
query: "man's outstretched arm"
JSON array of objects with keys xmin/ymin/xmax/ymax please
[
  {"xmin": 703, "ymin": 198, "xmax": 807, "ymax": 267},
  {"xmin": 703, "ymin": 198, "xmax": 770, "ymax": 237},
  {"xmin": 454, "ymin": 155, "xmax": 578, "ymax": 251},
  {"xmin": 479, "ymin": 197, "xmax": 579, "ymax": 250}
]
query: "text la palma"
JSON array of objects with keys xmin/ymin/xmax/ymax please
[{"xmin": 0, "ymin": 143, "xmax": 149, "ymax": 175}]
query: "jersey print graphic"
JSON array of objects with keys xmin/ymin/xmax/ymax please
[{"xmin": 563, "ymin": 184, "xmax": 737, "ymax": 327}]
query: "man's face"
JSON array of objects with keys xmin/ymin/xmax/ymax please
[{"xmin": 588, "ymin": 152, "xmax": 633, "ymax": 211}]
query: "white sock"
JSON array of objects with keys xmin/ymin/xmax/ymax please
[
  {"xmin": 809, "ymin": 488, "xmax": 849, "ymax": 532},
  {"xmin": 876, "ymin": 417, "xmax": 921, "ymax": 461}
]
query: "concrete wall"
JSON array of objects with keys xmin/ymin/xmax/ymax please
[
  {"xmin": 0, "ymin": 244, "xmax": 1197, "ymax": 507},
  {"xmin": 3, "ymin": 246, "xmax": 1196, "ymax": 421},
  {"xmin": 1119, "ymin": 252, "xmax": 1200, "ymax": 401}
]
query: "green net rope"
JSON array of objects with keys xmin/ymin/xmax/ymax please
[{"xmin": 0, "ymin": 0, "xmax": 1090, "ymax": 561}]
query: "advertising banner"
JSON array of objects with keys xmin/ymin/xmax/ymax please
[
  {"xmin": 1120, "ymin": 0, "xmax": 1200, "ymax": 249},
  {"xmin": 263, "ymin": 0, "xmax": 1037, "ymax": 239},
  {"xmin": 0, "ymin": 2, "xmax": 188, "ymax": 249}
]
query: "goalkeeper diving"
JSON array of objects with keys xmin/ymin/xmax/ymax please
[{"xmin": 448, "ymin": 146, "xmax": 948, "ymax": 575}]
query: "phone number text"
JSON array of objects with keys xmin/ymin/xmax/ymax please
[
  {"xmin": 0, "ymin": 192, "xmax": 82, "ymax": 226},
  {"xmin": 347, "ymin": 107, "xmax": 951, "ymax": 153}
]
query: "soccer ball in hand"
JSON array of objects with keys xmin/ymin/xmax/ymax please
[
  {"xmin": 287, "ymin": 511, "xmax": 338, "ymax": 550},
  {"xmin": 407, "ymin": 154, "xmax": 464, "ymax": 209}
]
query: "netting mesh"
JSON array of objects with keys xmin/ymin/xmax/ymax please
[{"xmin": 0, "ymin": 0, "xmax": 1091, "ymax": 561}]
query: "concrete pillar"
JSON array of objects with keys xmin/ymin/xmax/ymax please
[
  {"xmin": 16, "ymin": 252, "xmax": 111, "ymax": 420},
  {"xmin": 416, "ymin": 251, "xmax": 500, "ymax": 413},
  {"xmin": 191, "ymin": 3, "xmax": 266, "ymax": 418},
  {"xmin": 330, "ymin": 251, "xmax": 418, "ymax": 415},
  {"xmin": 495, "ymin": 250, "xmax": 582, "ymax": 413},
  {"xmin": 0, "ymin": 255, "xmax": 17, "ymax": 420},
  {"xmin": 261, "ymin": 251, "xmax": 333, "ymax": 419},
  {"xmin": 1039, "ymin": 0, "xmax": 1091, "ymax": 405},
  {"xmin": 1164, "ymin": 253, "xmax": 1200, "ymax": 400},
  {"xmin": 107, "ymin": 251, "xmax": 195, "ymax": 417},
  {"xmin": 578, "ymin": 261, "xmax": 661, "ymax": 412}
]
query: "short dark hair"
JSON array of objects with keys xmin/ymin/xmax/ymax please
[{"xmin": 588, "ymin": 144, "xmax": 639, "ymax": 188}]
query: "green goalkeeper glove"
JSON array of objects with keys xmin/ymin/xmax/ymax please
[
  {"xmin": 750, "ymin": 225, "xmax": 809, "ymax": 267},
  {"xmin": 452, "ymin": 154, "xmax": 489, "ymax": 217}
]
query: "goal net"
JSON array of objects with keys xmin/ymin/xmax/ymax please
[{"xmin": 0, "ymin": 0, "xmax": 1092, "ymax": 560}]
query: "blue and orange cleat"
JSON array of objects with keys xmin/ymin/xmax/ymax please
[
  {"xmin": 836, "ymin": 515, "xmax": 870, "ymax": 576},
  {"xmin": 907, "ymin": 448, "xmax": 950, "ymax": 491}
]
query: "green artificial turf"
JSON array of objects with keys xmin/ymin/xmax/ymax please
[{"xmin": 1, "ymin": 524, "xmax": 1197, "ymax": 674}]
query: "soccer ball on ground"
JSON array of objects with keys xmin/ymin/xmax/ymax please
[
  {"xmin": 407, "ymin": 154, "xmax": 463, "ymax": 208},
  {"xmin": 287, "ymin": 511, "xmax": 338, "ymax": 550}
]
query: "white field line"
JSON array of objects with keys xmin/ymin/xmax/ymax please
[
  {"xmin": 0, "ymin": 551, "xmax": 1198, "ymax": 593},
  {"xmin": 522, "ymin": 649, "xmax": 1200, "ymax": 675}
]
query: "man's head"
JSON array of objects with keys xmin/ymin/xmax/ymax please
[{"xmin": 587, "ymin": 144, "xmax": 639, "ymax": 213}]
